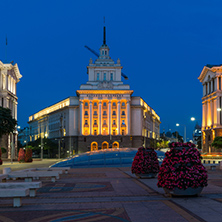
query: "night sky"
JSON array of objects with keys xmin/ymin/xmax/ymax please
[{"xmin": 0, "ymin": 0, "xmax": 221, "ymax": 140}]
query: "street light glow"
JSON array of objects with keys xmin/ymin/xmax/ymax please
[
  {"xmin": 217, "ymin": 108, "xmax": 222, "ymax": 111},
  {"xmin": 176, "ymin": 123, "xmax": 179, "ymax": 126},
  {"xmin": 191, "ymin": 117, "xmax": 195, "ymax": 121}
]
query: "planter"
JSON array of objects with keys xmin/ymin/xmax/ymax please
[
  {"xmin": 136, "ymin": 173, "xmax": 157, "ymax": 179},
  {"xmin": 164, "ymin": 187, "xmax": 203, "ymax": 197}
]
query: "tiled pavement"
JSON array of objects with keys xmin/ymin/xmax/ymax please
[{"xmin": 0, "ymin": 162, "xmax": 222, "ymax": 221}]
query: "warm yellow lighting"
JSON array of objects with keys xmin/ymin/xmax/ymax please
[
  {"xmin": 217, "ymin": 108, "xmax": 222, "ymax": 111},
  {"xmin": 176, "ymin": 123, "xmax": 179, "ymax": 126},
  {"xmin": 45, "ymin": 133, "xmax": 48, "ymax": 138},
  {"xmin": 191, "ymin": 117, "xmax": 195, "ymax": 121}
]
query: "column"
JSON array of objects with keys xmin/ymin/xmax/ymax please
[
  {"xmin": 126, "ymin": 101, "xmax": 130, "ymax": 135},
  {"xmin": 214, "ymin": 98, "xmax": 217, "ymax": 125},
  {"xmin": 99, "ymin": 101, "xmax": 102, "ymax": 134},
  {"xmin": 108, "ymin": 101, "xmax": 111, "ymax": 135},
  {"xmin": 117, "ymin": 101, "xmax": 121, "ymax": 135},
  {"xmin": 79, "ymin": 101, "xmax": 83, "ymax": 135},
  {"xmin": 203, "ymin": 84, "xmax": 206, "ymax": 96},
  {"xmin": 211, "ymin": 99, "xmax": 214, "ymax": 125},
  {"xmin": 211, "ymin": 80, "xmax": 213, "ymax": 93},
  {"xmin": 216, "ymin": 77, "xmax": 219, "ymax": 91},
  {"xmin": 89, "ymin": 101, "xmax": 92, "ymax": 135},
  {"xmin": 217, "ymin": 97, "xmax": 220, "ymax": 125}
]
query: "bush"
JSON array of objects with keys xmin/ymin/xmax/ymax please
[
  {"xmin": 25, "ymin": 148, "xmax": 33, "ymax": 162},
  {"xmin": 18, "ymin": 148, "xmax": 25, "ymax": 163},
  {"xmin": 157, "ymin": 142, "xmax": 208, "ymax": 190},
  {"xmin": 1, "ymin": 147, "xmax": 6, "ymax": 154},
  {"xmin": 131, "ymin": 147, "xmax": 160, "ymax": 175}
]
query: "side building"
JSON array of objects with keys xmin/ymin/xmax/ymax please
[
  {"xmin": 0, "ymin": 60, "xmax": 22, "ymax": 158},
  {"xmin": 28, "ymin": 30, "xmax": 160, "ymax": 155},
  {"xmin": 198, "ymin": 64, "xmax": 222, "ymax": 153}
]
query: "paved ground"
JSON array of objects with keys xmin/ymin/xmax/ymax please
[{"xmin": 0, "ymin": 160, "xmax": 222, "ymax": 221}]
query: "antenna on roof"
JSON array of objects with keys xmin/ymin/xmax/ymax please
[{"xmin": 103, "ymin": 16, "xmax": 106, "ymax": 46}]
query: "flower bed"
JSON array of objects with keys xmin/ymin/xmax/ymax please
[
  {"xmin": 157, "ymin": 142, "xmax": 208, "ymax": 191},
  {"xmin": 131, "ymin": 147, "xmax": 159, "ymax": 176}
]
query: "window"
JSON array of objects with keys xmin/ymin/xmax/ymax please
[
  {"xmin": 103, "ymin": 102, "xmax": 107, "ymax": 106},
  {"xmin": 113, "ymin": 102, "xmax": 116, "ymax": 106},
  {"xmin": 122, "ymin": 130, "xmax": 125, "ymax": 135},
  {"xmin": 122, "ymin": 111, "xmax": 125, "ymax": 115},
  {"xmin": 122, "ymin": 120, "xmax": 125, "ymax": 125},
  {"xmin": 97, "ymin": 73, "xmax": 99, "ymax": 80},
  {"xmin": 122, "ymin": 102, "xmax": 125, "ymax": 106},
  {"xmin": 102, "ymin": 50, "xmax": 104, "ymax": 55},
  {"xmin": 94, "ymin": 130, "xmax": 97, "ymax": 135},
  {"xmin": 113, "ymin": 120, "xmax": 116, "ymax": 124},
  {"xmin": 112, "ymin": 111, "xmax": 116, "ymax": 115},
  {"xmin": 103, "ymin": 120, "xmax": 106, "ymax": 124},
  {"xmin": 103, "ymin": 111, "xmax": 107, "ymax": 115},
  {"xmin": 94, "ymin": 111, "xmax": 97, "ymax": 115},
  {"xmin": 85, "ymin": 102, "xmax": 88, "ymax": 107},
  {"xmin": 104, "ymin": 73, "xmax": 106, "ymax": 80},
  {"xmin": 85, "ymin": 120, "xmax": 88, "ymax": 124},
  {"xmin": 94, "ymin": 120, "xmax": 97, "ymax": 124},
  {"xmin": 94, "ymin": 102, "xmax": 97, "ymax": 106},
  {"xmin": 84, "ymin": 111, "xmax": 88, "ymax": 115},
  {"xmin": 113, "ymin": 130, "xmax": 116, "ymax": 135},
  {"xmin": 110, "ymin": 73, "xmax": 113, "ymax": 80}
]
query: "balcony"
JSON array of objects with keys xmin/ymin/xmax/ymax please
[
  {"xmin": 112, "ymin": 114, "xmax": 117, "ymax": 119},
  {"xmin": 121, "ymin": 114, "xmax": 126, "ymax": 118},
  {"xmin": 112, "ymin": 105, "xmax": 117, "ymax": 109},
  {"xmin": 93, "ymin": 114, "xmax": 98, "ymax": 118},
  {"xmin": 121, "ymin": 106, "xmax": 126, "ymax": 109},
  {"xmin": 84, "ymin": 114, "xmax": 89, "ymax": 118},
  {"xmin": 93, "ymin": 105, "xmax": 98, "ymax": 109},
  {"xmin": 84, "ymin": 106, "xmax": 89, "ymax": 109},
  {"xmin": 103, "ymin": 114, "xmax": 107, "ymax": 118},
  {"xmin": 103, "ymin": 106, "xmax": 107, "ymax": 109}
]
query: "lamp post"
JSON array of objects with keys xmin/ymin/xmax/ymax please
[{"xmin": 176, "ymin": 117, "xmax": 195, "ymax": 143}]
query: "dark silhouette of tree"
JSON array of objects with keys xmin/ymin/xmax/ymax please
[
  {"xmin": 0, "ymin": 107, "xmax": 17, "ymax": 138},
  {"xmin": 212, "ymin": 137, "xmax": 222, "ymax": 149}
]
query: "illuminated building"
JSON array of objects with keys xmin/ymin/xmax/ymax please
[
  {"xmin": 198, "ymin": 64, "xmax": 222, "ymax": 153},
  {"xmin": 0, "ymin": 60, "xmax": 22, "ymax": 158},
  {"xmin": 28, "ymin": 27, "xmax": 161, "ymax": 155}
]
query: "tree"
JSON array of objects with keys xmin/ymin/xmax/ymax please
[
  {"xmin": 211, "ymin": 137, "xmax": 222, "ymax": 149},
  {"xmin": 0, "ymin": 107, "xmax": 17, "ymax": 138}
]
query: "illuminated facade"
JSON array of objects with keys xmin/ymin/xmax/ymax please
[
  {"xmin": 198, "ymin": 64, "xmax": 222, "ymax": 153},
  {"xmin": 0, "ymin": 61, "xmax": 22, "ymax": 158},
  {"xmin": 28, "ymin": 29, "xmax": 160, "ymax": 154}
]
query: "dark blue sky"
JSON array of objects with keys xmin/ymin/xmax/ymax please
[{"xmin": 0, "ymin": 0, "xmax": 221, "ymax": 140}]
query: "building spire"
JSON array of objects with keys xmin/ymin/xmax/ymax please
[{"xmin": 103, "ymin": 17, "xmax": 106, "ymax": 46}]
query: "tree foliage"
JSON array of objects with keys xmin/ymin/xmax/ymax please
[
  {"xmin": 212, "ymin": 137, "xmax": 222, "ymax": 149},
  {"xmin": 0, "ymin": 107, "xmax": 17, "ymax": 138}
]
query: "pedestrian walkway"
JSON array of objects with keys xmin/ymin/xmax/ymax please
[{"xmin": 0, "ymin": 162, "xmax": 222, "ymax": 221}]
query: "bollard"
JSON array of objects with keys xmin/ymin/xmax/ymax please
[
  {"xmin": 220, "ymin": 162, "xmax": 222, "ymax": 170},
  {"xmin": 3, "ymin": 167, "xmax": 11, "ymax": 174}
]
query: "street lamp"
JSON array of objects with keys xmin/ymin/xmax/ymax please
[{"xmin": 176, "ymin": 117, "xmax": 195, "ymax": 143}]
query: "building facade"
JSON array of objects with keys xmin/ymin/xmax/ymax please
[
  {"xmin": 198, "ymin": 64, "xmax": 222, "ymax": 153},
  {"xmin": 0, "ymin": 61, "xmax": 22, "ymax": 158},
  {"xmin": 28, "ymin": 30, "xmax": 160, "ymax": 155}
]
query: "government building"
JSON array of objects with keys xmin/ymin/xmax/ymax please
[
  {"xmin": 28, "ymin": 28, "xmax": 161, "ymax": 155},
  {"xmin": 198, "ymin": 64, "xmax": 222, "ymax": 153},
  {"xmin": 0, "ymin": 60, "xmax": 22, "ymax": 158}
]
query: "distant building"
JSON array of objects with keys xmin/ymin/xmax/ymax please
[
  {"xmin": 192, "ymin": 122, "xmax": 201, "ymax": 147},
  {"xmin": 28, "ymin": 27, "xmax": 161, "ymax": 155},
  {"xmin": 198, "ymin": 64, "xmax": 222, "ymax": 153},
  {"xmin": 0, "ymin": 61, "xmax": 22, "ymax": 158},
  {"xmin": 18, "ymin": 127, "xmax": 30, "ymax": 147}
]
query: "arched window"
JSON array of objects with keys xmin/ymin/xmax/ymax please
[
  {"xmin": 113, "ymin": 102, "xmax": 116, "ymax": 106},
  {"xmin": 103, "ymin": 102, "xmax": 107, "ymax": 106},
  {"xmin": 122, "ymin": 102, "xmax": 125, "ymax": 106},
  {"xmin": 94, "ymin": 102, "xmax": 97, "ymax": 106},
  {"xmin": 85, "ymin": 102, "xmax": 88, "ymax": 107}
]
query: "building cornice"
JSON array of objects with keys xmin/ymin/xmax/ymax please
[
  {"xmin": 76, "ymin": 89, "xmax": 134, "ymax": 95},
  {"xmin": 198, "ymin": 66, "xmax": 210, "ymax": 82}
]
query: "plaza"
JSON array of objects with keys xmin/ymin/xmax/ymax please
[{"xmin": 0, "ymin": 159, "xmax": 222, "ymax": 222}]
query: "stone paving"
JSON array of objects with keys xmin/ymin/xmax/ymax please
[{"xmin": 0, "ymin": 160, "xmax": 222, "ymax": 221}]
